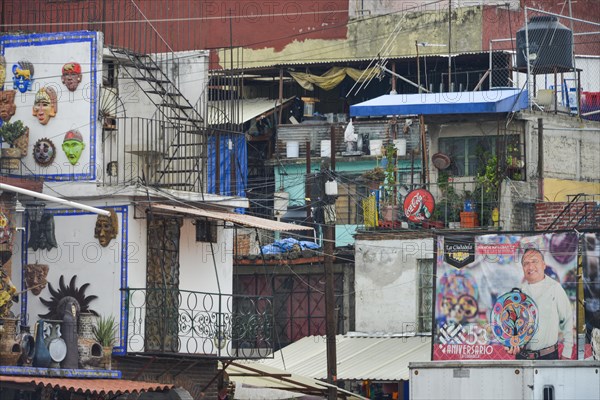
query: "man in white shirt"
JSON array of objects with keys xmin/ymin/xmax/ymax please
[{"xmin": 507, "ymin": 248, "xmax": 574, "ymax": 360}]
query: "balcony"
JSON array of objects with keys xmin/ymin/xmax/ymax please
[{"xmin": 123, "ymin": 288, "xmax": 274, "ymax": 359}]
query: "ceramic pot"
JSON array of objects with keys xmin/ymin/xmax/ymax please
[
  {"xmin": 32, "ymin": 320, "xmax": 51, "ymax": 368},
  {"xmin": 0, "ymin": 318, "xmax": 22, "ymax": 366},
  {"xmin": 0, "ymin": 147, "xmax": 21, "ymax": 170}
]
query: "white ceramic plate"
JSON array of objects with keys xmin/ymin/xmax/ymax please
[{"xmin": 48, "ymin": 338, "xmax": 67, "ymax": 362}]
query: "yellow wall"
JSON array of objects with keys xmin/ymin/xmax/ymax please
[{"xmin": 544, "ymin": 178, "xmax": 600, "ymax": 202}]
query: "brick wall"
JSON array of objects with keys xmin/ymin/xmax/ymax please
[
  {"xmin": 114, "ymin": 356, "xmax": 218, "ymax": 399},
  {"xmin": 535, "ymin": 202, "xmax": 600, "ymax": 231}
]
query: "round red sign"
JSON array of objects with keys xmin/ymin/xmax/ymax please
[{"xmin": 403, "ymin": 189, "xmax": 435, "ymax": 223}]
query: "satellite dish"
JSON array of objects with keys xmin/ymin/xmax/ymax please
[{"xmin": 432, "ymin": 152, "xmax": 451, "ymax": 170}]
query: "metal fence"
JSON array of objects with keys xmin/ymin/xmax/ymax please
[{"xmin": 124, "ymin": 288, "xmax": 274, "ymax": 359}]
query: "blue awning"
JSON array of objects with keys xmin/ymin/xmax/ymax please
[{"xmin": 350, "ymin": 89, "xmax": 528, "ymax": 117}]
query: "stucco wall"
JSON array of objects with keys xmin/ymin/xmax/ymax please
[
  {"xmin": 354, "ymin": 237, "xmax": 434, "ymax": 333},
  {"xmin": 219, "ymin": 6, "xmax": 483, "ymax": 68}
]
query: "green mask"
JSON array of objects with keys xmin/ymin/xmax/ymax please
[{"xmin": 62, "ymin": 139, "xmax": 85, "ymax": 165}]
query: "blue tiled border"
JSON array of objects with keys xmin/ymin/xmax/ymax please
[
  {"xmin": 21, "ymin": 205, "xmax": 129, "ymax": 353},
  {"xmin": 0, "ymin": 31, "xmax": 99, "ymax": 181}
]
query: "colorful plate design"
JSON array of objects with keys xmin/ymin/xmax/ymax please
[{"xmin": 490, "ymin": 289, "xmax": 539, "ymax": 347}]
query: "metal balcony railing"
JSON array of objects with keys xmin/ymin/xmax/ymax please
[{"xmin": 124, "ymin": 288, "xmax": 274, "ymax": 359}]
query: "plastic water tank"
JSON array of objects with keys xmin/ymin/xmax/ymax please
[{"xmin": 516, "ymin": 16, "xmax": 573, "ymax": 73}]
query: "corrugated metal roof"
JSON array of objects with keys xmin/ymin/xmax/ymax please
[
  {"xmin": 226, "ymin": 362, "xmax": 369, "ymax": 400},
  {"xmin": 152, "ymin": 204, "xmax": 313, "ymax": 232},
  {"xmin": 238, "ymin": 51, "xmax": 501, "ymax": 71},
  {"xmin": 253, "ymin": 335, "xmax": 431, "ymax": 381},
  {"xmin": 0, "ymin": 376, "xmax": 174, "ymax": 395},
  {"xmin": 208, "ymin": 98, "xmax": 293, "ymax": 125}
]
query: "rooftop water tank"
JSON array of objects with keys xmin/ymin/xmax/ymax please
[{"xmin": 516, "ymin": 16, "xmax": 573, "ymax": 74}]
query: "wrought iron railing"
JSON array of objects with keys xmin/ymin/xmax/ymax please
[{"xmin": 124, "ymin": 288, "xmax": 274, "ymax": 359}]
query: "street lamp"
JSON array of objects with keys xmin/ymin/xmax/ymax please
[{"xmin": 415, "ymin": 42, "xmax": 446, "ymax": 93}]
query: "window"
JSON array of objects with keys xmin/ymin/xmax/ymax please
[
  {"xmin": 195, "ymin": 219, "xmax": 217, "ymax": 242},
  {"xmin": 438, "ymin": 136, "xmax": 496, "ymax": 176},
  {"xmin": 543, "ymin": 385, "xmax": 554, "ymax": 400},
  {"xmin": 417, "ymin": 259, "xmax": 434, "ymax": 332}
]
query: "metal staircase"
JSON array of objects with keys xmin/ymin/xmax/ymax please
[
  {"xmin": 108, "ymin": 47, "xmax": 206, "ymax": 191},
  {"xmin": 545, "ymin": 194, "xmax": 600, "ymax": 231}
]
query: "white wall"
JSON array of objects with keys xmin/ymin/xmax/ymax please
[
  {"xmin": 354, "ymin": 237, "xmax": 434, "ymax": 333},
  {"xmin": 179, "ymin": 219, "xmax": 233, "ymax": 295},
  {"xmin": 2, "ymin": 32, "xmax": 102, "ymax": 180},
  {"xmin": 13, "ymin": 201, "xmax": 130, "ymax": 329}
]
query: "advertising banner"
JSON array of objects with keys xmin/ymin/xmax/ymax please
[
  {"xmin": 434, "ymin": 233, "xmax": 580, "ymax": 361},
  {"xmin": 583, "ymin": 233, "xmax": 600, "ymax": 354}
]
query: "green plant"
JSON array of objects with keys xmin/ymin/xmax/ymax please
[
  {"xmin": 0, "ymin": 120, "xmax": 27, "ymax": 147},
  {"xmin": 92, "ymin": 315, "xmax": 118, "ymax": 347},
  {"xmin": 383, "ymin": 144, "xmax": 397, "ymax": 204},
  {"xmin": 435, "ymin": 170, "xmax": 461, "ymax": 222}
]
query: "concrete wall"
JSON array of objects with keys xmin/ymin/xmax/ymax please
[
  {"xmin": 354, "ymin": 235, "xmax": 434, "ymax": 333},
  {"xmin": 219, "ymin": 6, "xmax": 483, "ymax": 69}
]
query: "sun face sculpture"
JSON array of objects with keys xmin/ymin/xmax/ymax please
[{"xmin": 39, "ymin": 275, "xmax": 98, "ymax": 319}]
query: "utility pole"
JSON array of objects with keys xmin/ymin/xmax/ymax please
[
  {"xmin": 324, "ymin": 125, "xmax": 337, "ymax": 400},
  {"xmin": 448, "ymin": 0, "xmax": 452, "ymax": 91}
]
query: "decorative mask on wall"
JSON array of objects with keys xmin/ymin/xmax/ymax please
[
  {"xmin": 33, "ymin": 138, "xmax": 56, "ymax": 166},
  {"xmin": 28, "ymin": 208, "xmax": 57, "ymax": 251},
  {"xmin": 61, "ymin": 62, "xmax": 82, "ymax": 92},
  {"xmin": 12, "ymin": 60, "xmax": 34, "ymax": 93},
  {"xmin": 62, "ymin": 129, "xmax": 85, "ymax": 165},
  {"xmin": 24, "ymin": 263, "xmax": 50, "ymax": 296},
  {"xmin": 32, "ymin": 87, "xmax": 58, "ymax": 125},
  {"xmin": 0, "ymin": 90, "xmax": 17, "ymax": 122},
  {"xmin": 0, "ymin": 55, "xmax": 7, "ymax": 89},
  {"xmin": 94, "ymin": 209, "xmax": 118, "ymax": 247}
]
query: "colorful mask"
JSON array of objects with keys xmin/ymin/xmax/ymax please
[
  {"xmin": 61, "ymin": 62, "xmax": 82, "ymax": 92},
  {"xmin": 94, "ymin": 209, "xmax": 118, "ymax": 247},
  {"xmin": 12, "ymin": 61, "xmax": 34, "ymax": 93},
  {"xmin": 0, "ymin": 90, "xmax": 17, "ymax": 122},
  {"xmin": 62, "ymin": 129, "xmax": 85, "ymax": 165},
  {"xmin": 33, "ymin": 138, "xmax": 56, "ymax": 166},
  {"xmin": 32, "ymin": 87, "xmax": 57, "ymax": 125}
]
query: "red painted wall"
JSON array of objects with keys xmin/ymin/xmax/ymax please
[
  {"xmin": 482, "ymin": 0, "xmax": 600, "ymax": 55},
  {"xmin": 1, "ymin": 0, "xmax": 349, "ymax": 55}
]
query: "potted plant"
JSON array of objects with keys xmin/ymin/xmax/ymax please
[
  {"xmin": 0, "ymin": 120, "xmax": 29, "ymax": 167},
  {"xmin": 92, "ymin": 315, "xmax": 117, "ymax": 370},
  {"xmin": 381, "ymin": 143, "xmax": 399, "ymax": 222},
  {"xmin": 361, "ymin": 166, "xmax": 385, "ymax": 190}
]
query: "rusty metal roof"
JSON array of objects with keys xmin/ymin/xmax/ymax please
[
  {"xmin": 0, "ymin": 376, "xmax": 174, "ymax": 395},
  {"xmin": 152, "ymin": 204, "xmax": 313, "ymax": 232}
]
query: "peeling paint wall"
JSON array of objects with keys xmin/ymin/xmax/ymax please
[
  {"xmin": 218, "ymin": 6, "xmax": 483, "ymax": 69},
  {"xmin": 354, "ymin": 237, "xmax": 434, "ymax": 333}
]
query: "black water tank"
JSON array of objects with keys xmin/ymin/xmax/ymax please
[{"xmin": 516, "ymin": 16, "xmax": 573, "ymax": 73}]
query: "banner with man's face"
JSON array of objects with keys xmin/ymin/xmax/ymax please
[{"xmin": 433, "ymin": 233, "xmax": 582, "ymax": 361}]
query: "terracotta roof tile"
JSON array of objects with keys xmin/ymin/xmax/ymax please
[{"xmin": 0, "ymin": 376, "xmax": 174, "ymax": 395}]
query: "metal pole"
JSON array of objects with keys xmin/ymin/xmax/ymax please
[
  {"xmin": 537, "ymin": 118, "xmax": 544, "ymax": 202},
  {"xmin": 416, "ymin": 41, "xmax": 421, "ymax": 93},
  {"xmin": 448, "ymin": 0, "xmax": 452, "ymax": 91},
  {"xmin": 0, "ymin": 183, "xmax": 110, "ymax": 216},
  {"xmin": 488, "ymin": 40, "xmax": 493, "ymax": 89},
  {"xmin": 524, "ymin": 8, "xmax": 532, "ymax": 109},
  {"xmin": 306, "ymin": 141, "xmax": 312, "ymax": 223},
  {"xmin": 325, "ymin": 125, "xmax": 337, "ymax": 400}
]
